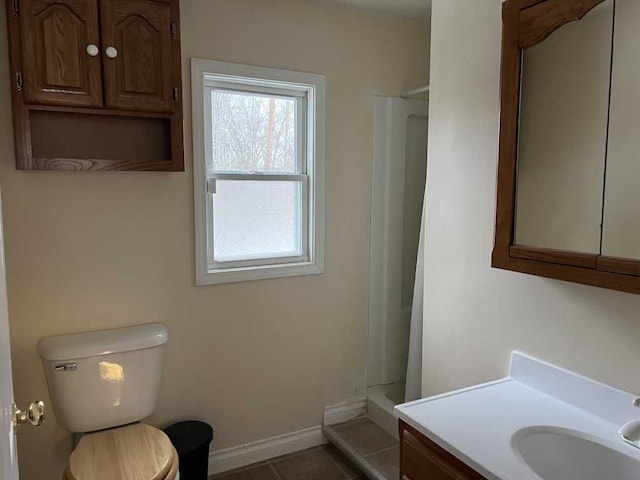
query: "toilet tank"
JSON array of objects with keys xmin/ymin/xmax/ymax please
[{"xmin": 37, "ymin": 323, "xmax": 168, "ymax": 433}]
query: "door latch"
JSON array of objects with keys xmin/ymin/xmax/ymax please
[{"xmin": 13, "ymin": 401, "xmax": 45, "ymax": 428}]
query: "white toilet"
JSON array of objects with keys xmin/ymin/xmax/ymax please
[{"xmin": 37, "ymin": 323, "xmax": 179, "ymax": 480}]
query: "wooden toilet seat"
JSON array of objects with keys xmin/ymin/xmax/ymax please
[{"xmin": 64, "ymin": 423, "xmax": 179, "ymax": 480}]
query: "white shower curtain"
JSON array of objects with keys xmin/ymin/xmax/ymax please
[{"xmin": 405, "ymin": 196, "xmax": 426, "ymax": 402}]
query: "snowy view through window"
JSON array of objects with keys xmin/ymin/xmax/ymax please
[{"xmin": 209, "ymin": 90, "xmax": 303, "ymax": 262}]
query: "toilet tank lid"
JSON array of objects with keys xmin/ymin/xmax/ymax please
[{"xmin": 37, "ymin": 323, "xmax": 168, "ymax": 361}]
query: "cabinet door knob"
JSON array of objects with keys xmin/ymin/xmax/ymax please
[
  {"xmin": 86, "ymin": 44, "xmax": 99, "ymax": 57},
  {"xmin": 105, "ymin": 46, "xmax": 118, "ymax": 59}
]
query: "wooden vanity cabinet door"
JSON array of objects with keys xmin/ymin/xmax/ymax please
[
  {"xmin": 400, "ymin": 422, "xmax": 488, "ymax": 480},
  {"xmin": 100, "ymin": 0, "xmax": 177, "ymax": 112},
  {"xmin": 20, "ymin": 0, "xmax": 103, "ymax": 107}
]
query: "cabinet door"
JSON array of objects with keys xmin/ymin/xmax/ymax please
[
  {"xmin": 400, "ymin": 427, "xmax": 487, "ymax": 480},
  {"xmin": 100, "ymin": 0, "xmax": 176, "ymax": 112},
  {"xmin": 20, "ymin": 0, "xmax": 103, "ymax": 107}
]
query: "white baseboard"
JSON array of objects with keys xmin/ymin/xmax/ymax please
[
  {"xmin": 208, "ymin": 426, "xmax": 326, "ymax": 475},
  {"xmin": 323, "ymin": 398, "xmax": 367, "ymax": 426}
]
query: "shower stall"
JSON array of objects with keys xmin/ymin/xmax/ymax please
[{"xmin": 368, "ymin": 94, "xmax": 428, "ymax": 437}]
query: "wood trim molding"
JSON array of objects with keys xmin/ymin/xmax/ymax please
[
  {"xmin": 519, "ymin": 0, "xmax": 547, "ymax": 9},
  {"xmin": 597, "ymin": 257, "xmax": 640, "ymax": 277},
  {"xmin": 493, "ymin": 0, "xmax": 640, "ymax": 295},
  {"xmin": 26, "ymin": 104, "xmax": 173, "ymax": 119},
  {"xmin": 30, "ymin": 158, "xmax": 174, "ymax": 172},
  {"xmin": 5, "ymin": 0, "xmax": 32, "ymax": 169},
  {"xmin": 492, "ymin": 0, "xmax": 521, "ymax": 267},
  {"xmin": 510, "ymin": 246, "xmax": 597, "ymax": 269},
  {"xmin": 519, "ymin": 0, "xmax": 606, "ymax": 49},
  {"xmin": 492, "ymin": 254, "xmax": 640, "ymax": 295},
  {"xmin": 169, "ymin": 0, "xmax": 184, "ymax": 172}
]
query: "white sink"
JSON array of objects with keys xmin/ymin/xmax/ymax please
[
  {"xmin": 513, "ymin": 426, "xmax": 640, "ymax": 480},
  {"xmin": 396, "ymin": 353, "xmax": 640, "ymax": 480}
]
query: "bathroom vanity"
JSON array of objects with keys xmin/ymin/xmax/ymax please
[{"xmin": 395, "ymin": 352, "xmax": 640, "ymax": 480}]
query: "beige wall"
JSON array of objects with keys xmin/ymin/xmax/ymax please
[
  {"xmin": 423, "ymin": 0, "xmax": 640, "ymax": 400},
  {"xmin": 0, "ymin": 1, "xmax": 429, "ymax": 478}
]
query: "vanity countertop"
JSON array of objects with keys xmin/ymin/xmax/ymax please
[{"xmin": 394, "ymin": 352, "xmax": 640, "ymax": 480}]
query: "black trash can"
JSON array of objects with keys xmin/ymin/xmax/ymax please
[{"xmin": 164, "ymin": 421, "xmax": 214, "ymax": 480}]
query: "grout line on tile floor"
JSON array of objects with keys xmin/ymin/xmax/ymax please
[
  {"xmin": 268, "ymin": 445, "xmax": 319, "ymax": 465},
  {"xmin": 361, "ymin": 444, "xmax": 399, "ymax": 459},
  {"xmin": 267, "ymin": 461, "xmax": 284, "ymax": 480}
]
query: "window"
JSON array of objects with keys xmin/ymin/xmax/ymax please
[{"xmin": 192, "ymin": 59, "xmax": 325, "ymax": 285}]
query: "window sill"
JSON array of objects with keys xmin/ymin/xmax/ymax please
[{"xmin": 196, "ymin": 261, "xmax": 323, "ymax": 286}]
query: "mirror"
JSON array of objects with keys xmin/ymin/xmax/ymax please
[
  {"xmin": 515, "ymin": 0, "xmax": 613, "ymax": 254},
  {"xmin": 493, "ymin": 0, "xmax": 640, "ymax": 294},
  {"xmin": 601, "ymin": 0, "xmax": 640, "ymax": 260}
]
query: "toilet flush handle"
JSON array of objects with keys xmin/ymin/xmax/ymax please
[{"xmin": 55, "ymin": 362, "xmax": 78, "ymax": 372}]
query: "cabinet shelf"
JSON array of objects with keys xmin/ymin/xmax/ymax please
[
  {"xmin": 26, "ymin": 104, "xmax": 174, "ymax": 119},
  {"xmin": 28, "ymin": 108, "xmax": 174, "ymax": 171}
]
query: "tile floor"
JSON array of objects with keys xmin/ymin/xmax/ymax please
[
  {"xmin": 325, "ymin": 417, "xmax": 400, "ymax": 480},
  {"xmin": 209, "ymin": 444, "xmax": 364, "ymax": 480},
  {"xmin": 211, "ymin": 417, "xmax": 400, "ymax": 480}
]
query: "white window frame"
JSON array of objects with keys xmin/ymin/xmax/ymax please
[{"xmin": 192, "ymin": 59, "xmax": 325, "ymax": 285}]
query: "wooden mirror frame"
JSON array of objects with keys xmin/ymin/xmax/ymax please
[{"xmin": 492, "ymin": 0, "xmax": 640, "ymax": 295}]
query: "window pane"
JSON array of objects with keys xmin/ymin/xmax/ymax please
[
  {"xmin": 212, "ymin": 180, "xmax": 302, "ymax": 262},
  {"xmin": 210, "ymin": 90, "xmax": 297, "ymax": 173}
]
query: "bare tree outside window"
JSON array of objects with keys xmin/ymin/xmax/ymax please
[{"xmin": 210, "ymin": 90, "xmax": 296, "ymax": 173}]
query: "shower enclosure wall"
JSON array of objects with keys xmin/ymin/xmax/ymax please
[{"xmin": 368, "ymin": 96, "xmax": 428, "ymax": 437}]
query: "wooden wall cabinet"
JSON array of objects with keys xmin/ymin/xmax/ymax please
[
  {"xmin": 493, "ymin": 0, "xmax": 640, "ymax": 295},
  {"xmin": 5, "ymin": 0, "xmax": 184, "ymax": 171},
  {"xmin": 399, "ymin": 421, "xmax": 488, "ymax": 480}
]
